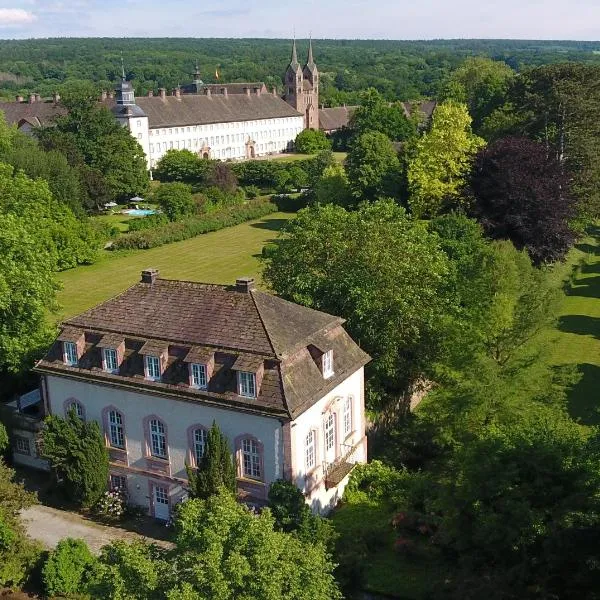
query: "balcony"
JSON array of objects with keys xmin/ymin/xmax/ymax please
[{"xmin": 324, "ymin": 441, "xmax": 361, "ymax": 490}]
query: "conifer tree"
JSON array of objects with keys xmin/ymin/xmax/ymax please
[{"xmin": 186, "ymin": 422, "xmax": 236, "ymax": 499}]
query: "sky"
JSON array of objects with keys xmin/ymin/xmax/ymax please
[{"xmin": 0, "ymin": 0, "xmax": 599, "ymax": 40}]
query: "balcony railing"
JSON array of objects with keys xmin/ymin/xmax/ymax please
[{"xmin": 323, "ymin": 441, "xmax": 361, "ymax": 490}]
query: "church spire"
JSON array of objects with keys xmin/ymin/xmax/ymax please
[
  {"xmin": 306, "ymin": 36, "xmax": 314, "ymax": 66},
  {"xmin": 290, "ymin": 37, "xmax": 299, "ymax": 68}
]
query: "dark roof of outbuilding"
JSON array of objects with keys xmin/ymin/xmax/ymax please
[
  {"xmin": 0, "ymin": 100, "xmax": 66, "ymax": 127},
  {"xmin": 35, "ymin": 277, "xmax": 369, "ymax": 420},
  {"xmin": 135, "ymin": 93, "xmax": 301, "ymax": 128},
  {"xmin": 318, "ymin": 106, "xmax": 357, "ymax": 132}
]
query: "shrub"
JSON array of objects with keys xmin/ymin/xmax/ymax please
[
  {"xmin": 43, "ymin": 538, "xmax": 96, "ymax": 598},
  {"xmin": 94, "ymin": 489, "xmax": 127, "ymax": 522},
  {"xmin": 244, "ymin": 185, "xmax": 261, "ymax": 199},
  {"xmin": 127, "ymin": 213, "xmax": 169, "ymax": 232},
  {"xmin": 111, "ymin": 199, "xmax": 277, "ymax": 250},
  {"xmin": 272, "ymin": 193, "xmax": 310, "ymax": 212}
]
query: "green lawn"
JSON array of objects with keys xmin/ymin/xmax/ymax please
[
  {"xmin": 543, "ymin": 226, "xmax": 600, "ymax": 425},
  {"xmin": 266, "ymin": 151, "xmax": 347, "ymax": 163},
  {"xmin": 55, "ymin": 211, "xmax": 294, "ymax": 320}
]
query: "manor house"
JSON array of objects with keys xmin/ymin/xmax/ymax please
[{"xmin": 0, "ymin": 40, "xmax": 324, "ymax": 169}]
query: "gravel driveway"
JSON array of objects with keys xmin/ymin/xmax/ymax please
[{"xmin": 20, "ymin": 504, "xmax": 172, "ymax": 554}]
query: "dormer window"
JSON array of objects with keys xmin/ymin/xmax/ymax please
[
  {"xmin": 64, "ymin": 341, "xmax": 78, "ymax": 366},
  {"xmin": 103, "ymin": 348, "xmax": 118, "ymax": 373},
  {"xmin": 145, "ymin": 355, "xmax": 161, "ymax": 381},
  {"xmin": 322, "ymin": 350, "xmax": 334, "ymax": 379},
  {"xmin": 190, "ymin": 363, "xmax": 207, "ymax": 389},
  {"xmin": 239, "ymin": 372, "xmax": 256, "ymax": 398}
]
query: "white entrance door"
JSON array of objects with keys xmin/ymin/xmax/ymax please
[
  {"xmin": 153, "ymin": 485, "xmax": 170, "ymax": 521},
  {"xmin": 324, "ymin": 413, "xmax": 336, "ymax": 466}
]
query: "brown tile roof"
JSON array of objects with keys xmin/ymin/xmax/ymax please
[
  {"xmin": 318, "ymin": 106, "xmax": 356, "ymax": 132},
  {"xmin": 35, "ymin": 276, "xmax": 370, "ymax": 420},
  {"xmin": 181, "ymin": 82, "xmax": 268, "ymax": 95},
  {"xmin": 96, "ymin": 333, "xmax": 124, "ymax": 348},
  {"xmin": 135, "ymin": 94, "xmax": 301, "ymax": 129},
  {"xmin": 0, "ymin": 100, "xmax": 66, "ymax": 127}
]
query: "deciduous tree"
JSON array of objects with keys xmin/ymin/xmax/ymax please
[
  {"xmin": 154, "ymin": 182, "xmax": 195, "ymax": 221},
  {"xmin": 469, "ymin": 136, "xmax": 576, "ymax": 264},
  {"xmin": 407, "ymin": 101, "xmax": 484, "ymax": 218},
  {"xmin": 346, "ymin": 131, "xmax": 400, "ymax": 200},
  {"xmin": 294, "ymin": 128, "xmax": 332, "ymax": 154},
  {"xmin": 314, "ymin": 163, "xmax": 353, "ymax": 206},
  {"xmin": 263, "ymin": 200, "xmax": 448, "ymax": 409}
]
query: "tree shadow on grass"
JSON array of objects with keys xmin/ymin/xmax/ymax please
[
  {"xmin": 563, "ymin": 363, "xmax": 600, "ymax": 426},
  {"xmin": 574, "ymin": 242, "xmax": 600, "ymax": 256},
  {"xmin": 558, "ymin": 315, "xmax": 600, "ymax": 339},
  {"xmin": 249, "ymin": 218, "xmax": 290, "ymax": 231},
  {"xmin": 565, "ymin": 274, "xmax": 600, "ymax": 298}
]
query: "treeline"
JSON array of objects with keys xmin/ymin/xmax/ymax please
[{"xmin": 2, "ymin": 38, "xmax": 600, "ymax": 106}]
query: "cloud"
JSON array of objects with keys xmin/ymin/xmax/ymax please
[{"xmin": 0, "ymin": 7, "xmax": 37, "ymax": 26}]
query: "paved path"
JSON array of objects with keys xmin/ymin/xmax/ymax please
[{"xmin": 20, "ymin": 505, "xmax": 171, "ymax": 554}]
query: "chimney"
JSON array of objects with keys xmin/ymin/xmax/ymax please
[
  {"xmin": 254, "ymin": 86, "xmax": 261, "ymax": 97},
  {"xmin": 159, "ymin": 88, "xmax": 166, "ymax": 99},
  {"xmin": 244, "ymin": 87, "xmax": 250, "ymax": 97},
  {"xmin": 101, "ymin": 90, "xmax": 107, "ymax": 101},
  {"xmin": 235, "ymin": 277, "xmax": 255, "ymax": 293},
  {"xmin": 221, "ymin": 87, "xmax": 228, "ymax": 98},
  {"xmin": 174, "ymin": 87, "xmax": 181, "ymax": 98},
  {"xmin": 205, "ymin": 88, "xmax": 211, "ymax": 98},
  {"xmin": 28, "ymin": 93, "xmax": 36, "ymax": 104},
  {"xmin": 15, "ymin": 95, "xmax": 23, "ymax": 102},
  {"xmin": 108, "ymin": 91, "xmax": 114, "ymax": 99},
  {"xmin": 35, "ymin": 94, "xmax": 41, "ymax": 102},
  {"xmin": 147, "ymin": 90, "xmax": 154, "ymax": 97},
  {"xmin": 141, "ymin": 268, "xmax": 159, "ymax": 284},
  {"xmin": 272, "ymin": 86, "xmax": 277, "ymax": 97},
  {"xmin": 52, "ymin": 92, "xmax": 60, "ymax": 104}
]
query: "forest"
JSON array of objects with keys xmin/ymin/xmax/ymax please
[{"xmin": 2, "ymin": 38, "xmax": 600, "ymax": 105}]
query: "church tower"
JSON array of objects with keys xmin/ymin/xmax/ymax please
[{"xmin": 283, "ymin": 38, "xmax": 319, "ymax": 130}]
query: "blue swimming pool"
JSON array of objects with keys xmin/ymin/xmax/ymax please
[{"xmin": 124, "ymin": 209, "xmax": 156, "ymax": 216}]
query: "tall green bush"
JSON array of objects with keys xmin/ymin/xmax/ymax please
[
  {"xmin": 186, "ymin": 422, "xmax": 236, "ymax": 499},
  {"xmin": 41, "ymin": 410, "xmax": 109, "ymax": 508}
]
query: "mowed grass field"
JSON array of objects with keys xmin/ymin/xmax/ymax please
[{"xmin": 55, "ymin": 211, "xmax": 294, "ymax": 320}]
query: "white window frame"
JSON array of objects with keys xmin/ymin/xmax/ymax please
[
  {"xmin": 305, "ymin": 430, "xmax": 316, "ymax": 470},
  {"xmin": 190, "ymin": 363, "xmax": 207, "ymax": 389},
  {"xmin": 110, "ymin": 474, "xmax": 127, "ymax": 492},
  {"xmin": 64, "ymin": 341, "xmax": 78, "ymax": 366},
  {"xmin": 145, "ymin": 355, "xmax": 161, "ymax": 381},
  {"xmin": 109, "ymin": 410, "xmax": 125, "ymax": 449},
  {"xmin": 193, "ymin": 428, "xmax": 207, "ymax": 464},
  {"xmin": 343, "ymin": 397, "xmax": 353, "ymax": 436},
  {"xmin": 150, "ymin": 419, "xmax": 167, "ymax": 459},
  {"xmin": 322, "ymin": 350, "xmax": 334, "ymax": 379},
  {"xmin": 238, "ymin": 371, "xmax": 256, "ymax": 398},
  {"xmin": 242, "ymin": 438, "xmax": 261, "ymax": 479},
  {"xmin": 103, "ymin": 348, "xmax": 118, "ymax": 373},
  {"xmin": 324, "ymin": 413, "xmax": 335, "ymax": 452}
]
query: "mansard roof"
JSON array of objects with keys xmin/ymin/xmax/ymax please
[
  {"xmin": 0, "ymin": 99, "xmax": 67, "ymax": 127},
  {"xmin": 35, "ymin": 276, "xmax": 370, "ymax": 420}
]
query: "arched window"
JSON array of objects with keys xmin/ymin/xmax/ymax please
[
  {"xmin": 193, "ymin": 428, "xmax": 207, "ymax": 465},
  {"xmin": 108, "ymin": 410, "xmax": 125, "ymax": 449},
  {"xmin": 150, "ymin": 419, "xmax": 167, "ymax": 459},
  {"xmin": 64, "ymin": 399, "xmax": 85, "ymax": 420}
]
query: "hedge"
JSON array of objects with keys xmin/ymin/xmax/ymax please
[{"xmin": 111, "ymin": 200, "xmax": 277, "ymax": 250}]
